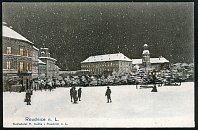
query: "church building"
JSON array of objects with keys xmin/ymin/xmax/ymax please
[{"xmin": 132, "ymin": 44, "xmax": 170, "ymax": 72}]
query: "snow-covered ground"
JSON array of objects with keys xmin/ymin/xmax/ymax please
[{"xmin": 3, "ymin": 82, "xmax": 194, "ymax": 128}]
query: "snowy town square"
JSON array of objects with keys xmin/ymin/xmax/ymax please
[
  {"xmin": 3, "ymin": 2, "xmax": 194, "ymax": 128},
  {"xmin": 3, "ymin": 82, "xmax": 194, "ymax": 127}
]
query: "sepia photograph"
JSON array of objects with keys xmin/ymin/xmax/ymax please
[{"xmin": 2, "ymin": 2, "xmax": 194, "ymax": 128}]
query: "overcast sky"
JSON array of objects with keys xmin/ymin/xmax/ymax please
[{"xmin": 2, "ymin": 2, "xmax": 194, "ymax": 70}]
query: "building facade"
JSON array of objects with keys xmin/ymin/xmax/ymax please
[
  {"xmin": 81, "ymin": 53, "xmax": 132, "ymax": 76},
  {"xmin": 32, "ymin": 46, "xmax": 39, "ymax": 79},
  {"xmin": 54, "ymin": 65, "xmax": 60, "ymax": 78},
  {"xmin": 142, "ymin": 44, "xmax": 151, "ymax": 73},
  {"xmin": 38, "ymin": 59, "xmax": 46, "ymax": 79},
  {"xmin": 3, "ymin": 23, "xmax": 34, "ymax": 91},
  {"xmin": 38, "ymin": 48, "xmax": 59, "ymax": 79},
  {"xmin": 132, "ymin": 44, "xmax": 169, "ymax": 72}
]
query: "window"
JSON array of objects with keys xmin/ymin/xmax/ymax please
[
  {"xmin": 20, "ymin": 48, "xmax": 24, "ymax": 56},
  {"xmin": 13, "ymin": 60, "xmax": 17, "ymax": 69},
  {"xmin": 6, "ymin": 61, "xmax": 11, "ymax": 69},
  {"xmin": 27, "ymin": 63, "xmax": 28, "ymax": 71},
  {"xmin": 27, "ymin": 50, "xmax": 28, "ymax": 57},
  {"xmin": 20, "ymin": 62, "xmax": 23, "ymax": 72},
  {"xmin": 6, "ymin": 47, "xmax": 11, "ymax": 54},
  {"xmin": 29, "ymin": 50, "xmax": 32, "ymax": 57},
  {"xmin": 29, "ymin": 63, "xmax": 32, "ymax": 71}
]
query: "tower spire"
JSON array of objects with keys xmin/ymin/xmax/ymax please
[{"xmin": 142, "ymin": 44, "xmax": 151, "ymax": 74}]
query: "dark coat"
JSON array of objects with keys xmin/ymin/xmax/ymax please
[
  {"xmin": 25, "ymin": 92, "xmax": 31, "ymax": 102},
  {"xmin": 70, "ymin": 88, "xmax": 73, "ymax": 96},
  {"xmin": 73, "ymin": 89, "xmax": 77, "ymax": 97},
  {"xmin": 105, "ymin": 88, "xmax": 111, "ymax": 96},
  {"xmin": 78, "ymin": 89, "xmax": 82, "ymax": 97}
]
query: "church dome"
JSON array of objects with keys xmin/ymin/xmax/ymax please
[
  {"xmin": 144, "ymin": 44, "xmax": 148, "ymax": 47},
  {"xmin": 142, "ymin": 50, "xmax": 150, "ymax": 54}
]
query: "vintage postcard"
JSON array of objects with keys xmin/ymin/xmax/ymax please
[{"xmin": 2, "ymin": 2, "xmax": 194, "ymax": 128}]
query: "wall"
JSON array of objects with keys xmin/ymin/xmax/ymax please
[
  {"xmin": 81, "ymin": 60, "xmax": 132, "ymax": 76},
  {"xmin": 3, "ymin": 37, "xmax": 33, "ymax": 91},
  {"xmin": 32, "ymin": 48, "xmax": 39, "ymax": 79}
]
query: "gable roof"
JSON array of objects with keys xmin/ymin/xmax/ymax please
[
  {"xmin": 81, "ymin": 53, "xmax": 132, "ymax": 63},
  {"xmin": 132, "ymin": 57, "xmax": 169, "ymax": 65},
  {"xmin": 3, "ymin": 25, "xmax": 33, "ymax": 44}
]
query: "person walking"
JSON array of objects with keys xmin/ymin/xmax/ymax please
[
  {"xmin": 73, "ymin": 87, "xmax": 78, "ymax": 104},
  {"xmin": 151, "ymin": 72, "xmax": 158, "ymax": 92},
  {"xmin": 70, "ymin": 87, "xmax": 74, "ymax": 102},
  {"xmin": 25, "ymin": 89, "xmax": 31, "ymax": 105},
  {"xmin": 78, "ymin": 88, "xmax": 82, "ymax": 101},
  {"xmin": 105, "ymin": 86, "xmax": 112, "ymax": 103}
]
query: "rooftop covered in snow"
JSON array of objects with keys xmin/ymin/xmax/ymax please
[
  {"xmin": 132, "ymin": 57, "xmax": 169, "ymax": 65},
  {"xmin": 39, "ymin": 56, "xmax": 57, "ymax": 61},
  {"xmin": 81, "ymin": 53, "xmax": 132, "ymax": 63},
  {"xmin": 33, "ymin": 46, "xmax": 39, "ymax": 51},
  {"xmin": 38, "ymin": 59, "xmax": 46, "ymax": 65},
  {"xmin": 3, "ymin": 24, "xmax": 33, "ymax": 44}
]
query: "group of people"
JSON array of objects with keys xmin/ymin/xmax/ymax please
[
  {"xmin": 24, "ymin": 85, "xmax": 112, "ymax": 106},
  {"xmin": 70, "ymin": 87, "xmax": 82, "ymax": 104},
  {"xmin": 69, "ymin": 86, "xmax": 112, "ymax": 104}
]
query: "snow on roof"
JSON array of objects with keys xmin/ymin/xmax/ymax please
[
  {"xmin": 39, "ymin": 56, "xmax": 57, "ymax": 61},
  {"xmin": 142, "ymin": 50, "xmax": 150, "ymax": 54},
  {"xmin": 33, "ymin": 46, "xmax": 39, "ymax": 51},
  {"xmin": 81, "ymin": 53, "xmax": 132, "ymax": 63},
  {"xmin": 181, "ymin": 63, "xmax": 189, "ymax": 67},
  {"xmin": 40, "ymin": 48, "xmax": 49, "ymax": 50},
  {"xmin": 132, "ymin": 57, "xmax": 169, "ymax": 65},
  {"xmin": 150, "ymin": 57, "xmax": 169, "ymax": 64},
  {"xmin": 38, "ymin": 59, "xmax": 46, "ymax": 65},
  {"xmin": 55, "ymin": 65, "xmax": 61, "ymax": 69},
  {"xmin": 3, "ymin": 25, "xmax": 33, "ymax": 44},
  {"xmin": 132, "ymin": 59, "xmax": 142, "ymax": 64},
  {"xmin": 144, "ymin": 44, "xmax": 148, "ymax": 47}
]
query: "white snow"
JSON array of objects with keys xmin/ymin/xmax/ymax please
[
  {"xmin": 132, "ymin": 57, "xmax": 169, "ymax": 65},
  {"xmin": 81, "ymin": 53, "xmax": 132, "ymax": 63},
  {"xmin": 142, "ymin": 50, "xmax": 150, "ymax": 54},
  {"xmin": 33, "ymin": 46, "xmax": 39, "ymax": 51},
  {"xmin": 3, "ymin": 25, "xmax": 33, "ymax": 44},
  {"xmin": 132, "ymin": 59, "xmax": 142, "ymax": 65},
  {"xmin": 38, "ymin": 59, "xmax": 46, "ymax": 65},
  {"xmin": 3, "ymin": 82, "xmax": 194, "ymax": 128},
  {"xmin": 39, "ymin": 57, "xmax": 57, "ymax": 61}
]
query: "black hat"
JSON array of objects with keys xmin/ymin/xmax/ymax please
[{"xmin": 107, "ymin": 86, "xmax": 110, "ymax": 88}]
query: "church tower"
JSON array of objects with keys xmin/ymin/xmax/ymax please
[{"xmin": 142, "ymin": 44, "xmax": 151, "ymax": 72}]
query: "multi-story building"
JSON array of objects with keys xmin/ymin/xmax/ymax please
[
  {"xmin": 132, "ymin": 44, "xmax": 169, "ymax": 72},
  {"xmin": 38, "ymin": 48, "xmax": 58, "ymax": 79},
  {"xmin": 54, "ymin": 65, "xmax": 60, "ymax": 78},
  {"xmin": 81, "ymin": 53, "xmax": 132, "ymax": 76},
  {"xmin": 3, "ymin": 22, "xmax": 33, "ymax": 91},
  {"xmin": 32, "ymin": 46, "xmax": 39, "ymax": 79},
  {"xmin": 38, "ymin": 59, "xmax": 46, "ymax": 79}
]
